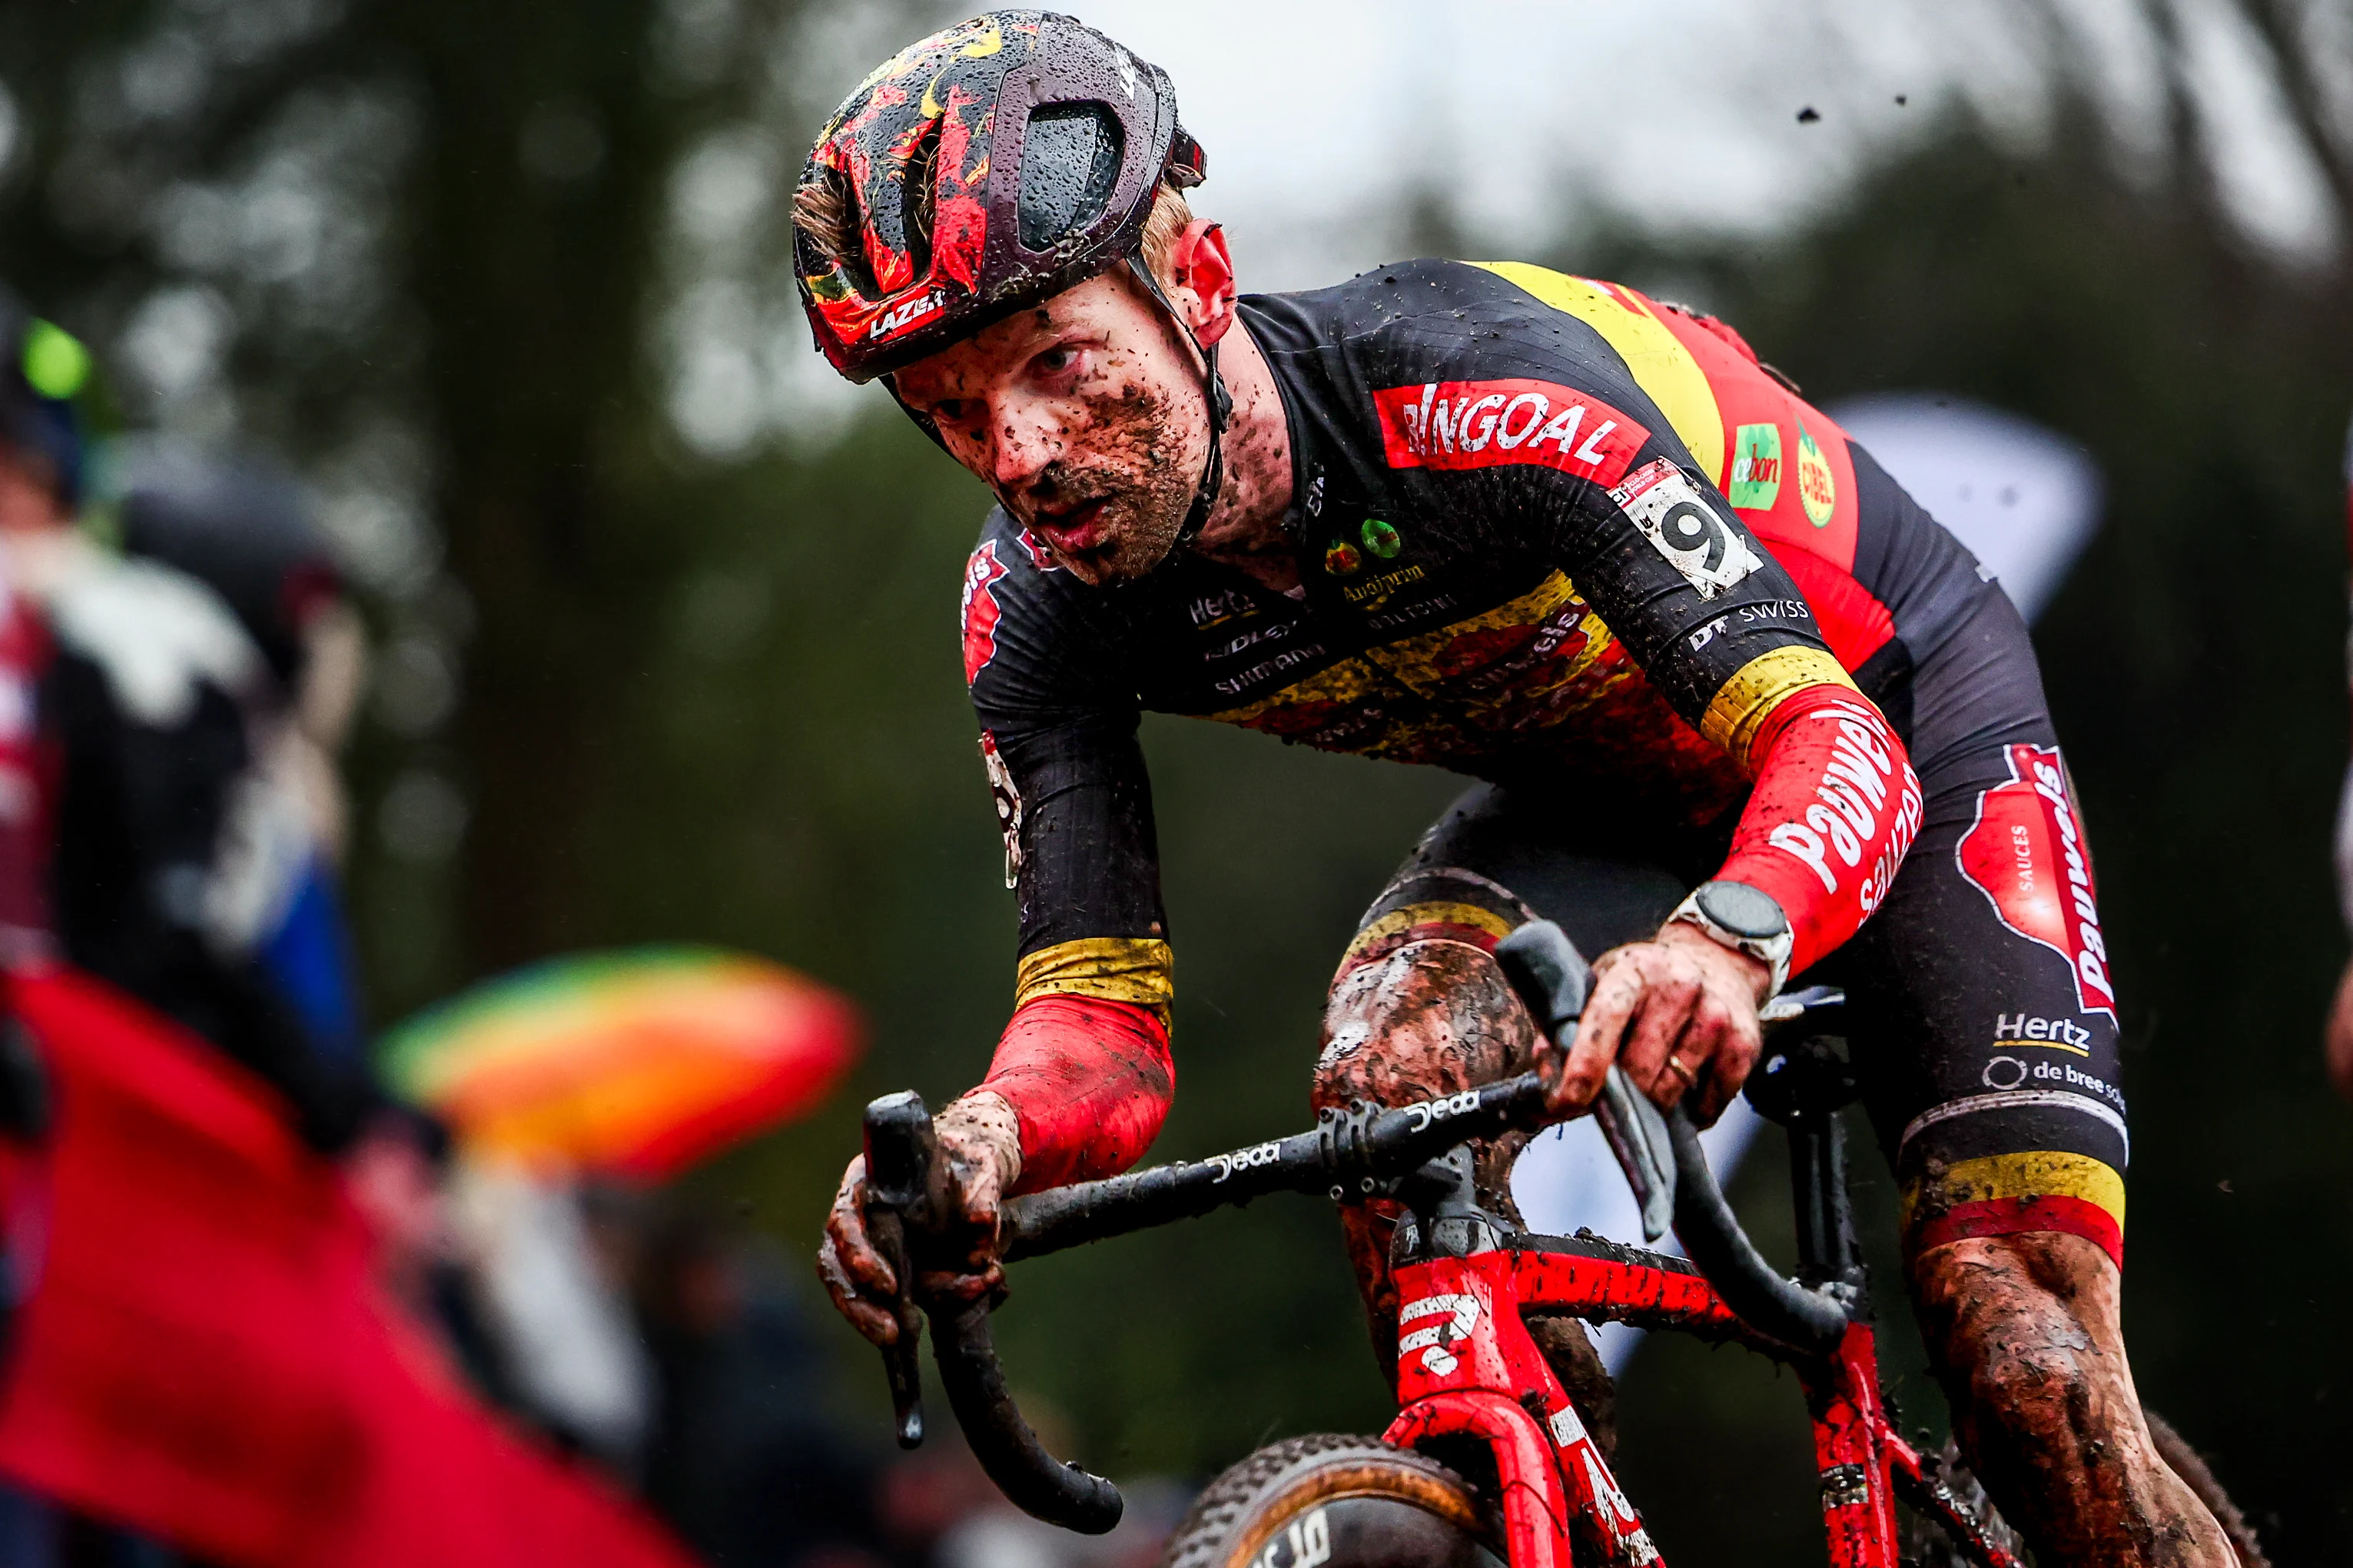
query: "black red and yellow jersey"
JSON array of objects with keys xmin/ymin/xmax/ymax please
[{"xmin": 961, "ymin": 259, "xmax": 1986, "ymax": 1049}]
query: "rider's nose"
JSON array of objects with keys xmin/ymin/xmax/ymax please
[{"xmin": 987, "ymin": 403, "xmax": 1064, "ymax": 493}]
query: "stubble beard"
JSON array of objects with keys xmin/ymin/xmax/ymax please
[{"xmin": 1024, "ymin": 386, "xmax": 1200, "ymax": 586}]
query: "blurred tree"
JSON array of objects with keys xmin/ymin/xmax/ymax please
[{"xmin": 0, "ymin": 0, "xmax": 941, "ymax": 1015}]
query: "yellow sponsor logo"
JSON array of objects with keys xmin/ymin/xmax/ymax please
[
  {"xmin": 1340, "ymin": 562, "xmax": 1428, "ymax": 607},
  {"xmin": 1796, "ymin": 419, "xmax": 1837, "ymax": 528}
]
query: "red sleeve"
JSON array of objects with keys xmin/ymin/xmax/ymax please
[
  {"xmin": 1714, "ymin": 682, "xmax": 1923, "ymax": 978},
  {"xmin": 979, "ymin": 993, "xmax": 1173, "ymax": 1193}
]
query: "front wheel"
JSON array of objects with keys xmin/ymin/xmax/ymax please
[{"xmin": 1161, "ymin": 1435, "xmax": 1502, "ymax": 1568}]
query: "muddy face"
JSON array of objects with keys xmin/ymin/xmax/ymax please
[{"xmin": 892, "ymin": 271, "xmax": 1209, "ymax": 585}]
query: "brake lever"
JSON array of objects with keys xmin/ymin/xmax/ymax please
[
  {"xmin": 1596, "ymin": 1065, "xmax": 1678, "ymax": 1243},
  {"xmin": 1495, "ymin": 920, "xmax": 1678, "ymax": 1242},
  {"xmin": 862, "ymin": 1090, "xmax": 937, "ymax": 1448}
]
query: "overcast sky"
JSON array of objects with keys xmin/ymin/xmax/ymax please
[
  {"xmin": 851, "ymin": 0, "xmax": 2340, "ymax": 278},
  {"xmin": 738, "ymin": 0, "xmax": 2343, "ymax": 449}
]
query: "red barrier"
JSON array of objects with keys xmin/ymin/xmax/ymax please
[{"xmin": 0, "ymin": 965, "xmax": 697, "ymax": 1568}]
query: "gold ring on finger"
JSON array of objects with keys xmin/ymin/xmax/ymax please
[{"xmin": 1666, "ymin": 1053, "xmax": 1698, "ymax": 1089}]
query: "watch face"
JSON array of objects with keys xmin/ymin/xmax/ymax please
[{"xmin": 1699, "ymin": 880, "xmax": 1788, "ymax": 940}]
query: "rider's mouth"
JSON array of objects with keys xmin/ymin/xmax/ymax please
[{"xmin": 1034, "ymin": 496, "xmax": 1112, "ymax": 552}]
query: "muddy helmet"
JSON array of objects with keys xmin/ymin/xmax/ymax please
[{"xmin": 794, "ymin": 10, "xmax": 1207, "ymax": 384}]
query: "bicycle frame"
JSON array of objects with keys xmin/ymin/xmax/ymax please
[
  {"xmin": 1383, "ymin": 1228, "xmax": 1993, "ymax": 1568},
  {"xmin": 860, "ymin": 923, "xmax": 2021, "ymax": 1567}
]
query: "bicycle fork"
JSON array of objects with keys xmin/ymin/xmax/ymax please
[{"xmin": 1386, "ymin": 1249, "xmax": 1660, "ymax": 1568}]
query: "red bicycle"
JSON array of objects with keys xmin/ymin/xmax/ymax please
[{"xmin": 859, "ymin": 921, "xmax": 2018, "ymax": 1567}]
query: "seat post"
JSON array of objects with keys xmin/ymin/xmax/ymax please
[
  {"xmin": 1747, "ymin": 1011, "xmax": 1871, "ymax": 1313},
  {"xmin": 1789, "ymin": 1102, "xmax": 1861, "ymax": 1290}
]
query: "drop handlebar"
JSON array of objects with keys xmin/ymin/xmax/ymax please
[{"xmin": 858, "ymin": 920, "xmax": 1850, "ymax": 1533}]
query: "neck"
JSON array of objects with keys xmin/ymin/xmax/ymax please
[{"xmin": 1185, "ymin": 316, "xmax": 1297, "ymax": 594}]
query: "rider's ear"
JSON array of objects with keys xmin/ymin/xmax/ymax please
[{"xmin": 1170, "ymin": 221, "xmax": 1238, "ymax": 346}]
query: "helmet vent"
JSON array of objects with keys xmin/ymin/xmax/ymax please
[
  {"xmin": 794, "ymin": 161, "xmax": 877, "ymax": 299},
  {"xmin": 899, "ymin": 115, "xmax": 944, "ymax": 281},
  {"xmin": 1017, "ymin": 103, "xmax": 1123, "ymax": 254}
]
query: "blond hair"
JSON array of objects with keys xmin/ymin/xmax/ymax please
[{"xmin": 1137, "ymin": 182, "xmax": 1195, "ymax": 294}]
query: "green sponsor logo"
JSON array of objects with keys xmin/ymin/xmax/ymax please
[
  {"xmin": 1361, "ymin": 517, "xmax": 1402, "ymax": 559},
  {"xmin": 1727, "ymin": 423, "xmax": 1781, "ymax": 511}
]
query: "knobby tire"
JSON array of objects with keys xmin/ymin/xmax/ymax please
[{"xmin": 1160, "ymin": 1435, "xmax": 1501, "ymax": 1568}]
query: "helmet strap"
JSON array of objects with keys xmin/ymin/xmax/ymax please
[{"xmin": 1126, "ymin": 254, "xmax": 1230, "ymax": 552}]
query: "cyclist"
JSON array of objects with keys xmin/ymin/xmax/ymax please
[{"xmin": 803, "ymin": 15, "xmax": 2229, "ymax": 1563}]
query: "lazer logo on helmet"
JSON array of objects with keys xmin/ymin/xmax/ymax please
[
  {"xmin": 1956, "ymin": 744, "xmax": 2116, "ymax": 1020},
  {"xmin": 1374, "ymin": 378, "xmax": 1648, "ymax": 488},
  {"xmin": 869, "ymin": 290, "xmax": 947, "ymax": 340}
]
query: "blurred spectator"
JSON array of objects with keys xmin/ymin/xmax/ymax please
[
  {"xmin": 629, "ymin": 1200, "xmax": 888, "ymax": 1568},
  {"xmin": 115, "ymin": 437, "xmax": 370, "ymax": 1068},
  {"xmin": 445, "ymin": 1159, "xmax": 655, "ymax": 1470},
  {"xmin": 0, "ymin": 307, "xmax": 370, "ymax": 1149}
]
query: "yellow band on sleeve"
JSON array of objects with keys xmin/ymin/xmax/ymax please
[
  {"xmin": 1700, "ymin": 645, "xmax": 1857, "ymax": 771},
  {"xmin": 1014, "ymin": 937, "xmax": 1174, "ymax": 1029}
]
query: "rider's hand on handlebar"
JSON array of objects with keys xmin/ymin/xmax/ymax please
[
  {"xmin": 818, "ymin": 1091, "xmax": 1024, "ymax": 1346},
  {"xmin": 1538, "ymin": 924, "xmax": 1769, "ymax": 1126}
]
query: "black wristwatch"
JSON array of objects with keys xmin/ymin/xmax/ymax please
[{"xmin": 1666, "ymin": 880, "xmax": 1793, "ymax": 998}]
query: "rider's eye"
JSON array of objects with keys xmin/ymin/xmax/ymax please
[
  {"xmin": 1033, "ymin": 346, "xmax": 1079, "ymax": 377},
  {"xmin": 931, "ymin": 399, "xmax": 971, "ymax": 427}
]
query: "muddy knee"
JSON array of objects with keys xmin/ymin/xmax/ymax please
[
  {"xmin": 1917, "ymin": 1236, "xmax": 2121, "ymax": 1423},
  {"xmin": 1316, "ymin": 939, "xmax": 1542, "ymax": 1372},
  {"xmin": 1313, "ymin": 940, "xmax": 1541, "ymax": 1113}
]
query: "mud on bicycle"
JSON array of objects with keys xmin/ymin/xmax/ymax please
[{"xmin": 858, "ymin": 920, "xmax": 2046, "ymax": 1568}]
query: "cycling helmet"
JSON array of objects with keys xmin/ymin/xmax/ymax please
[
  {"xmin": 0, "ymin": 285, "xmax": 94, "ymax": 509},
  {"xmin": 796, "ymin": 12, "xmax": 1229, "ymax": 549},
  {"xmin": 795, "ymin": 10, "xmax": 1206, "ymax": 383}
]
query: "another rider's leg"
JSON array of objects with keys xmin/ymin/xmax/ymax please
[{"xmin": 1910, "ymin": 1231, "xmax": 2233, "ymax": 1566}]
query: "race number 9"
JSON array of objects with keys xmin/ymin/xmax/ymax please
[
  {"xmin": 1611, "ymin": 459, "xmax": 1764, "ymax": 599},
  {"xmin": 1657, "ymin": 498, "xmax": 1729, "ymax": 572}
]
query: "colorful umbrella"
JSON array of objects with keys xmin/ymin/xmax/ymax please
[{"xmin": 380, "ymin": 947, "xmax": 861, "ymax": 1179}]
